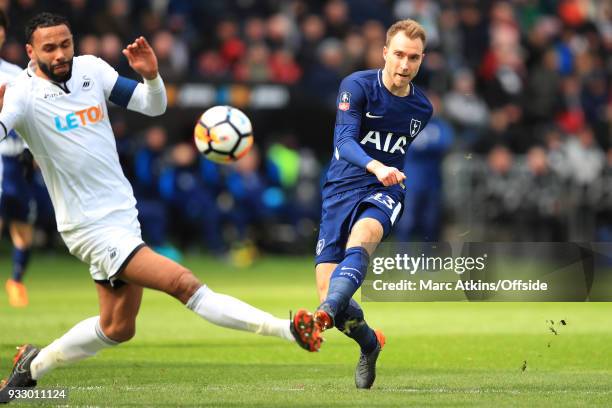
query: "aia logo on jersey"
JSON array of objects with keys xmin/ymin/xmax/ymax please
[
  {"xmin": 338, "ymin": 91, "xmax": 351, "ymax": 111},
  {"xmin": 360, "ymin": 131, "xmax": 408, "ymax": 154},
  {"xmin": 410, "ymin": 118, "xmax": 422, "ymax": 137}
]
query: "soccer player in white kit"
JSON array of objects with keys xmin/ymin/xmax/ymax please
[{"xmin": 0, "ymin": 13, "xmax": 321, "ymax": 403}]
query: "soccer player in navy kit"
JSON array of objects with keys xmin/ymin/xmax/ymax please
[{"xmin": 295, "ymin": 19, "xmax": 432, "ymax": 389}]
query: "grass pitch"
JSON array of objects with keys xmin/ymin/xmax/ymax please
[{"xmin": 1, "ymin": 252, "xmax": 611, "ymax": 407}]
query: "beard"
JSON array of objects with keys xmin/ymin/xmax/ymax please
[{"xmin": 37, "ymin": 58, "xmax": 73, "ymax": 83}]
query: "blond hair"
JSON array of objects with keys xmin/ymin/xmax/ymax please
[{"xmin": 385, "ymin": 19, "xmax": 426, "ymax": 47}]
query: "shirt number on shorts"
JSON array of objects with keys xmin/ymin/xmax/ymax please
[{"xmin": 370, "ymin": 193, "xmax": 395, "ymax": 209}]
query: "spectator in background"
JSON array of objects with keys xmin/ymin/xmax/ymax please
[
  {"xmin": 438, "ymin": 7, "xmax": 463, "ymax": 70},
  {"xmin": 479, "ymin": 2, "xmax": 525, "ymax": 109},
  {"xmin": 361, "ymin": 20, "xmax": 386, "ymax": 47},
  {"xmin": 342, "ymin": 30, "xmax": 366, "ymax": 73},
  {"xmin": 233, "ymin": 42, "xmax": 271, "ymax": 82},
  {"xmin": 269, "ymin": 49, "xmax": 301, "ymax": 84},
  {"xmin": 519, "ymin": 146, "xmax": 566, "ymax": 240},
  {"xmin": 479, "ymin": 145, "xmax": 523, "ymax": 240},
  {"xmin": 193, "ymin": 50, "xmax": 231, "ymax": 81},
  {"xmin": 266, "ymin": 13, "xmax": 298, "ymax": 51},
  {"xmin": 458, "ymin": 2, "xmax": 489, "ymax": 72},
  {"xmin": 524, "ymin": 48, "xmax": 563, "ymax": 131},
  {"xmin": 160, "ymin": 143, "xmax": 225, "ymax": 255},
  {"xmin": 152, "ymin": 30, "xmax": 189, "ymax": 83},
  {"xmin": 133, "ymin": 126, "xmax": 178, "ymax": 261},
  {"xmin": 323, "ymin": 0, "xmax": 350, "ymax": 39},
  {"xmin": 244, "ymin": 16, "xmax": 267, "ymax": 46},
  {"xmin": 396, "ymin": 92, "xmax": 454, "ymax": 242},
  {"xmin": 99, "ymin": 33, "xmax": 130, "ymax": 76},
  {"xmin": 93, "ymin": 0, "xmax": 133, "ymax": 40},
  {"xmin": 393, "ymin": 0, "xmax": 440, "ymax": 48},
  {"xmin": 297, "ymin": 14, "xmax": 326, "ymax": 69},
  {"xmin": 217, "ymin": 19, "xmax": 245, "ymax": 69},
  {"xmin": 302, "ymin": 38, "xmax": 344, "ymax": 107},
  {"xmin": 443, "ymin": 68, "xmax": 489, "ymax": 148},
  {"xmin": 564, "ymin": 126, "xmax": 606, "ymax": 240},
  {"xmin": 78, "ymin": 34, "xmax": 100, "ymax": 56},
  {"xmin": 224, "ymin": 147, "xmax": 267, "ymax": 266}
]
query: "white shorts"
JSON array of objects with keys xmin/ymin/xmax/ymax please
[{"xmin": 61, "ymin": 209, "xmax": 145, "ymax": 283}]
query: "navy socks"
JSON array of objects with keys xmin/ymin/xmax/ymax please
[
  {"xmin": 320, "ymin": 246, "xmax": 370, "ymax": 317},
  {"xmin": 12, "ymin": 248, "xmax": 31, "ymax": 282}
]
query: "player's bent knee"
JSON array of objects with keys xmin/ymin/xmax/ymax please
[
  {"xmin": 101, "ymin": 321, "xmax": 136, "ymax": 343},
  {"xmin": 166, "ymin": 267, "xmax": 202, "ymax": 302}
]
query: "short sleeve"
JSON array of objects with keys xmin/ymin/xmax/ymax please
[
  {"xmin": 335, "ymin": 75, "xmax": 366, "ymax": 126},
  {"xmin": 88, "ymin": 56, "xmax": 120, "ymax": 99}
]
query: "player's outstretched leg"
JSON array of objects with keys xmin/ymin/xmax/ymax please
[{"xmin": 120, "ymin": 246, "xmax": 322, "ymax": 351}]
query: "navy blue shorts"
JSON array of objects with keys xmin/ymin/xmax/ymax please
[
  {"xmin": 0, "ymin": 193, "xmax": 36, "ymax": 224},
  {"xmin": 315, "ymin": 186, "xmax": 404, "ymax": 265}
]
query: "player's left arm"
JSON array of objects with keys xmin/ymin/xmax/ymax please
[{"xmin": 97, "ymin": 37, "xmax": 167, "ymax": 117}]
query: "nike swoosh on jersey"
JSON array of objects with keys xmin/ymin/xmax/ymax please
[{"xmin": 365, "ymin": 112, "xmax": 383, "ymax": 118}]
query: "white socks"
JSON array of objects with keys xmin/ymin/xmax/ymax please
[
  {"xmin": 186, "ymin": 285, "xmax": 294, "ymax": 341},
  {"xmin": 30, "ymin": 316, "xmax": 118, "ymax": 380}
]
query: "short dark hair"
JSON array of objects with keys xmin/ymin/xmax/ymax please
[
  {"xmin": 25, "ymin": 12, "xmax": 71, "ymax": 43},
  {"xmin": 0, "ymin": 10, "xmax": 8, "ymax": 32}
]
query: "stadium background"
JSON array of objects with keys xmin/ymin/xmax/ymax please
[{"xmin": 0, "ymin": 0, "xmax": 610, "ymax": 258}]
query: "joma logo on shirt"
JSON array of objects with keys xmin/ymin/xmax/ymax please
[
  {"xmin": 54, "ymin": 104, "xmax": 104, "ymax": 132},
  {"xmin": 360, "ymin": 131, "xmax": 408, "ymax": 154}
]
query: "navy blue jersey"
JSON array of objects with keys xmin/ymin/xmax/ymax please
[{"xmin": 322, "ymin": 69, "xmax": 433, "ymax": 197}]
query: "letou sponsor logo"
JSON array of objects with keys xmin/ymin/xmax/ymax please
[{"xmin": 54, "ymin": 104, "xmax": 105, "ymax": 132}]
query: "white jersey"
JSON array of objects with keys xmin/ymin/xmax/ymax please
[
  {"xmin": 0, "ymin": 58, "xmax": 25, "ymax": 157},
  {"xmin": 0, "ymin": 55, "xmax": 167, "ymax": 231}
]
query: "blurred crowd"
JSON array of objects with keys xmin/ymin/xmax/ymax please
[{"xmin": 2, "ymin": 0, "xmax": 612, "ymax": 253}]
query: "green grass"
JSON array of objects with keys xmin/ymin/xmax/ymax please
[{"xmin": 1, "ymin": 253, "xmax": 611, "ymax": 407}]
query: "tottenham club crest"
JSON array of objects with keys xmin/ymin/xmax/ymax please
[
  {"xmin": 338, "ymin": 91, "xmax": 351, "ymax": 111},
  {"xmin": 410, "ymin": 118, "xmax": 422, "ymax": 137},
  {"xmin": 316, "ymin": 239, "xmax": 325, "ymax": 256}
]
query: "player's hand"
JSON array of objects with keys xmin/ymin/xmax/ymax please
[
  {"xmin": 367, "ymin": 160, "xmax": 406, "ymax": 187},
  {"xmin": 122, "ymin": 36, "xmax": 159, "ymax": 80}
]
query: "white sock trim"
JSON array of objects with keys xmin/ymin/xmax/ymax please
[{"xmin": 95, "ymin": 319, "xmax": 120, "ymax": 346}]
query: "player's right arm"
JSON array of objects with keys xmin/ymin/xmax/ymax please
[
  {"xmin": 333, "ymin": 75, "xmax": 405, "ymax": 187},
  {"xmin": 94, "ymin": 37, "xmax": 167, "ymax": 118},
  {"xmin": 0, "ymin": 81, "xmax": 25, "ymax": 142}
]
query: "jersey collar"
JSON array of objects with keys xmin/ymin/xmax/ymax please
[{"xmin": 26, "ymin": 60, "xmax": 72, "ymax": 93}]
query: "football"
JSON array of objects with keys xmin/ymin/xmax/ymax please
[{"xmin": 194, "ymin": 105, "xmax": 254, "ymax": 163}]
